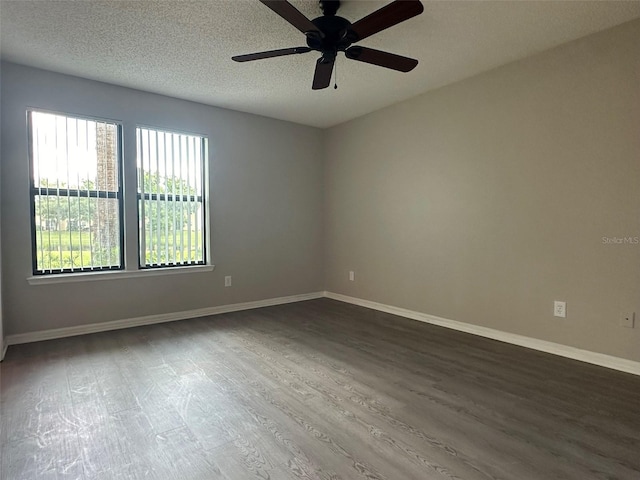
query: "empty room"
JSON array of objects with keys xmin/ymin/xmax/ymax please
[{"xmin": 1, "ymin": 1, "xmax": 639, "ymax": 479}]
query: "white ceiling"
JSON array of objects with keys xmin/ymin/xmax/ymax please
[{"xmin": 1, "ymin": 1, "xmax": 639, "ymax": 128}]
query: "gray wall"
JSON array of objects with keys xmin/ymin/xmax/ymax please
[
  {"xmin": 1, "ymin": 62, "xmax": 324, "ymax": 336},
  {"xmin": 324, "ymin": 20, "xmax": 640, "ymax": 362},
  {"xmin": 2, "ymin": 21, "xmax": 639, "ymax": 364}
]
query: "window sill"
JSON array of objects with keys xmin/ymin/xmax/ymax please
[{"xmin": 27, "ymin": 264, "xmax": 215, "ymax": 285}]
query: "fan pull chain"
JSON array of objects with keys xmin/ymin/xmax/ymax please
[{"xmin": 334, "ymin": 59, "xmax": 338, "ymax": 89}]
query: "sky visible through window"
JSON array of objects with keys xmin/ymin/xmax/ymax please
[
  {"xmin": 32, "ymin": 111, "xmax": 100, "ymax": 189},
  {"xmin": 137, "ymin": 127, "xmax": 203, "ymax": 196}
]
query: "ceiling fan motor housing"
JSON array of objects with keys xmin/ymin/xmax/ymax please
[{"xmin": 307, "ymin": 15, "xmax": 352, "ymax": 59}]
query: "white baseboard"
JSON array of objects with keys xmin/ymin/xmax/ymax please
[
  {"xmin": 5, "ymin": 291, "xmax": 324, "ymax": 347},
  {"xmin": 325, "ymin": 291, "xmax": 640, "ymax": 377},
  {"xmin": 6, "ymin": 290, "xmax": 639, "ymax": 377}
]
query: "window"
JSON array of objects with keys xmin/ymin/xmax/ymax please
[
  {"xmin": 137, "ymin": 127, "xmax": 207, "ymax": 268},
  {"xmin": 29, "ymin": 111, "xmax": 123, "ymax": 274},
  {"xmin": 28, "ymin": 110, "xmax": 210, "ymax": 278}
]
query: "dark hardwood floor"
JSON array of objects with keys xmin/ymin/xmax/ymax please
[{"xmin": 1, "ymin": 298, "xmax": 639, "ymax": 479}]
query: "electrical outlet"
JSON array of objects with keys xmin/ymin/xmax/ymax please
[
  {"xmin": 224, "ymin": 276, "xmax": 232, "ymax": 287},
  {"xmin": 620, "ymin": 312, "xmax": 635, "ymax": 328},
  {"xmin": 349, "ymin": 271, "xmax": 355, "ymax": 281},
  {"xmin": 554, "ymin": 301, "xmax": 566, "ymax": 318}
]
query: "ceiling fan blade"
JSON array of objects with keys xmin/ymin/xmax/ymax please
[
  {"xmin": 312, "ymin": 56, "xmax": 335, "ymax": 90},
  {"xmin": 348, "ymin": 0, "xmax": 424, "ymax": 42},
  {"xmin": 259, "ymin": 1, "xmax": 324, "ymax": 38},
  {"xmin": 345, "ymin": 46, "xmax": 418, "ymax": 72},
  {"xmin": 232, "ymin": 47, "xmax": 311, "ymax": 62}
]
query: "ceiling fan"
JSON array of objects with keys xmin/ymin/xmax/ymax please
[{"xmin": 232, "ymin": 0, "xmax": 424, "ymax": 90}]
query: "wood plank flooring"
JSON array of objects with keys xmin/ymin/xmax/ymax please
[{"xmin": 1, "ymin": 298, "xmax": 639, "ymax": 479}]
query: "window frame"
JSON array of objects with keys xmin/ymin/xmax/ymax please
[
  {"xmin": 25, "ymin": 111, "xmax": 213, "ymax": 283},
  {"xmin": 27, "ymin": 109, "xmax": 125, "ymax": 276},
  {"xmin": 135, "ymin": 125, "xmax": 209, "ymax": 270}
]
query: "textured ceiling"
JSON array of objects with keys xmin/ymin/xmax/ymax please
[{"xmin": 1, "ymin": 0, "xmax": 640, "ymax": 128}]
